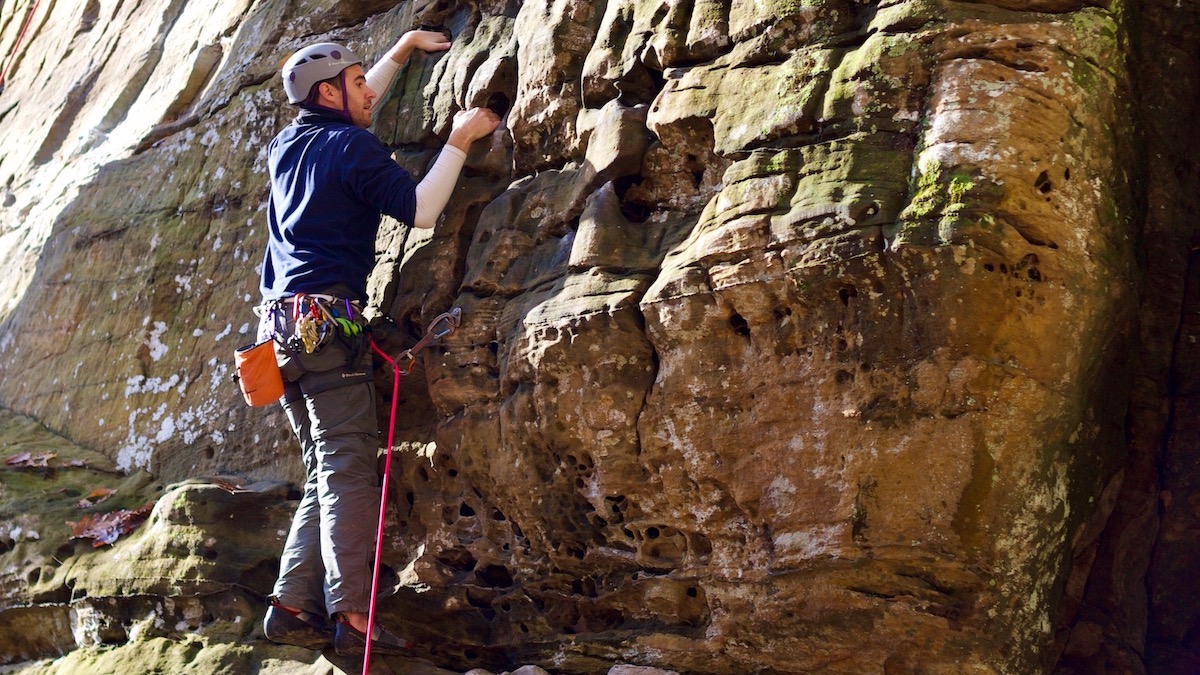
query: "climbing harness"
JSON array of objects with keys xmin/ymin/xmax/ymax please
[
  {"xmin": 0, "ymin": 0, "xmax": 43, "ymax": 95},
  {"xmin": 362, "ymin": 306, "xmax": 461, "ymax": 673},
  {"xmin": 235, "ymin": 294, "xmax": 370, "ymax": 406},
  {"xmin": 284, "ymin": 293, "xmax": 365, "ymax": 354}
]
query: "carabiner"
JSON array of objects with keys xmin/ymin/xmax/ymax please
[{"xmin": 428, "ymin": 307, "xmax": 462, "ymax": 340}]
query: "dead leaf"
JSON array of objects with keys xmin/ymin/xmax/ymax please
[
  {"xmin": 6, "ymin": 452, "xmax": 56, "ymax": 468},
  {"xmin": 67, "ymin": 503, "xmax": 154, "ymax": 547},
  {"xmin": 77, "ymin": 488, "xmax": 116, "ymax": 509},
  {"xmin": 214, "ymin": 478, "xmax": 245, "ymax": 493}
]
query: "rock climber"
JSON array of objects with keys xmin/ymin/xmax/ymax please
[{"xmin": 255, "ymin": 29, "xmax": 499, "ymax": 657}]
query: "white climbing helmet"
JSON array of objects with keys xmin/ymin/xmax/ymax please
[{"xmin": 281, "ymin": 42, "xmax": 362, "ymax": 105}]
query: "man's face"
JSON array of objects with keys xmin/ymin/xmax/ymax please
[{"xmin": 322, "ymin": 65, "xmax": 376, "ymax": 128}]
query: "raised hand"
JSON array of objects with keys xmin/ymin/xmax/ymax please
[{"xmin": 448, "ymin": 107, "xmax": 502, "ymax": 151}]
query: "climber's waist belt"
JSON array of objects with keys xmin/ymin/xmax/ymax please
[{"xmin": 272, "ymin": 294, "xmax": 361, "ymax": 309}]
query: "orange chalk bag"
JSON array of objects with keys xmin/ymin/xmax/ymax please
[{"xmin": 233, "ymin": 340, "xmax": 284, "ymax": 406}]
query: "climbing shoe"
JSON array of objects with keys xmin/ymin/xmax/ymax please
[
  {"xmin": 333, "ymin": 618, "xmax": 412, "ymax": 656},
  {"xmin": 263, "ymin": 603, "xmax": 334, "ymax": 651}
]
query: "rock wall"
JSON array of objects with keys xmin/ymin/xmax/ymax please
[{"xmin": 0, "ymin": 0, "xmax": 1193, "ymax": 673}]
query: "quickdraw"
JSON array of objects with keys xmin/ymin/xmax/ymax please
[{"xmin": 392, "ymin": 307, "xmax": 462, "ymax": 375}]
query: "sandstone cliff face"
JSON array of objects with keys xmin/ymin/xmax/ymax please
[{"xmin": 0, "ymin": 0, "xmax": 1192, "ymax": 673}]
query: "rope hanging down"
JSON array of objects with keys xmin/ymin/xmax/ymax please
[
  {"xmin": 0, "ymin": 0, "xmax": 44, "ymax": 94},
  {"xmin": 362, "ymin": 307, "xmax": 461, "ymax": 673}
]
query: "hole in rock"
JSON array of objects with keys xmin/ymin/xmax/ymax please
[
  {"xmin": 835, "ymin": 369, "xmax": 854, "ymax": 384},
  {"xmin": 615, "ymin": 174, "xmax": 652, "ymax": 223},
  {"xmin": 475, "ymin": 559, "xmax": 513, "ymax": 586},
  {"xmin": 1035, "ymin": 171, "xmax": 1052, "ymax": 193},
  {"xmin": 437, "ymin": 548, "xmax": 478, "ymax": 572},
  {"xmin": 646, "ymin": 527, "xmax": 660, "ymax": 539},
  {"xmin": 984, "ymin": 263, "xmax": 995, "ymax": 272},
  {"xmin": 728, "ymin": 312, "xmax": 751, "ymax": 337},
  {"xmin": 491, "ymin": 509, "xmax": 506, "ymax": 521},
  {"xmin": 687, "ymin": 586, "xmax": 698, "ymax": 597},
  {"xmin": 460, "ymin": 503, "xmax": 476, "ymax": 517},
  {"xmin": 486, "ymin": 92, "xmax": 511, "ymax": 117},
  {"xmin": 466, "ymin": 589, "xmax": 493, "ymax": 609},
  {"xmin": 839, "ymin": 286, "xmax": 858, "ymax": 305},
  {"xmin": 615, "ymin": 63, "xmax": 667, "ymax": 106}
]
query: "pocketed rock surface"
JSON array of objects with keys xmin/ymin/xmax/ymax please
[{"xmin": 0, "ymin": 0, "xmax": 1195, "ymax": 673}]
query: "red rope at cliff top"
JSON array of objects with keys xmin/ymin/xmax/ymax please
[{"xmin": 0, "ymin": 0, "xmax": 43, "ymax": 92}]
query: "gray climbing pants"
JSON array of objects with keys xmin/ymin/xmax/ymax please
[{"xmin": 259, "ymin": 298, "xmax": 379, "ymax": 618}]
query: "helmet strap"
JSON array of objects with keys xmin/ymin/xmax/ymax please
[
  {"xmin": 338, "ymin": 70, "xmax": 351, "ymax": 121},
  {"xmin": 300, "ymin": 70, "xmax": 353, "ymax": 124}
]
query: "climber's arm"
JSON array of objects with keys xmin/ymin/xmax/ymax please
[
  {"xmin": 411, "ymin": 107, "xmax": 501, "ymax": 228},
  {"xmin": 366, "ymin": 30, "xmax": 451, "ymax": 105}
]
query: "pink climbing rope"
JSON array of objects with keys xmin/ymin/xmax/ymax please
[
  {"xmin": 360, "ymin": 307, "xmax": 458, "ymax": 672},
  {"xmin": 0, "ymin": 0, "xmax": 43, "ymax": 93},
  {"xmin": 365, "ymin": 336, "xmax": 401, "ymax": 674}
]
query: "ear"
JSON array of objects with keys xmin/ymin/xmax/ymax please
[{"xmin": 316, "ymin": 81, "xmax": 339, "ymax": 105}]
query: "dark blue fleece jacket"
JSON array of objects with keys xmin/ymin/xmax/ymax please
[{"xmin": 260, "ymin": 109, "xmax": 417, "ymax": 301}]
